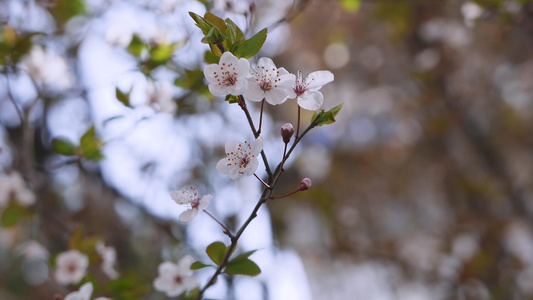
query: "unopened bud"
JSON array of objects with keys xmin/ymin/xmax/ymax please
[
  {"xmin": 299, "ymin": 178, "xmax": 312, "ymax": 191},
  {"xmin": 281, "ymin": 123, "xmax": 294, "ymax": 144}
]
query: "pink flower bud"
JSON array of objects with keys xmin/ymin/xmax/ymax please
[
  {"xmin": 299, "ymin": 178, "xmax": 312, "ymax": 191},
  {"xmin": 280, "ymin": 123, "xmax": 294, "ymax": 144}
]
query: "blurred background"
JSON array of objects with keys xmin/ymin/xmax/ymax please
[{"xmin": 2, "ymin": 0, "xmax": 533, "ymax": 299}]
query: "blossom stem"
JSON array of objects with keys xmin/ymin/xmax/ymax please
[
  {"xmin": 295, "ymin": 106, "xmax": 301, "ymax": 139},
  {"xmin": 254, "ymin": 173, "xmax": 271, "ymax": 189},
  {"xmin": 237, "ymin": 95, "xmax": 273, "ymax": 179},
  {"xmin": 258, "ymin": 99, "xmax": 265, "ymax": 135},
  {"xmin": 279, "ymin": 142, "xmax": 288, "ymax": 172},
  {"xmin": 270, "ymin": 188, "xmax": 300, "ymax": 200},
  {"xmin": 203, "ymin": 210, "xmax": 235, "ymax": 239}
]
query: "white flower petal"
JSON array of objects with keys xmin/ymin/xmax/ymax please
[
  {"xmin": 265, "ymin": 88, "xmax": 289, "ymax": 105},
  {"xmin": 170, "ymin": 190, "xmax": 191, "ymax": 205},
  {"xmin": 229, "ymin": 167, "xmax": 243, "ymax": 180},
  {"xmin": 198, "ymin": 195, "xmax": 212, "ymax": 211},
  {"xmin": 179, "ymin": 208, "xmax": 198, "ymax": 222},
  {"xmin": 159, "ymin": 261, "xmax": 178, "ymax": 276},
  {"xmin": 178, "ymin": 256, "xmax": 194, "ymax": 272},
  {"xmin": 244, "ymin": 77, "xmax": 266, "ymax": 102},
  {"xmin": 208, "ymin": 83, "xmax": 230, "ymax": 97},
  {"xmin": 306, "ymin": 71, "xmax": 334, "ymax": 91},
  {"xmin": 244, "ymin": 158, "xmax": 259, "ymax": 176},
  {"xmin": 78, "ymin": 282, "xmax": 94, "ymax": 300},
  {"xmin": 250, "ymin": 137, "xmax": 263, "ymax": 156},
  {"xmin": 216, "ymin": 157, "xmax": 233, "ymax": 175},
  {"xmin": 298, "ymin": 91, "xmax": 324, "ymax": 111}
]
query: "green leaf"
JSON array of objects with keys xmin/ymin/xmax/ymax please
[
  {"xmin": 206, "ymin": 241, "xmax": 228, "ymax": 265},
  {"xmin": 150, "ymin": 43, "xmax": 175, "ymax": 63},
  {"xmin": 48, "ymin": 0, "xmax": 86, "ymax": 26},
  {"xmin": 116, "ymin": 87, "xmax": 132, "ymax": 107},
  {"xmin": 312, "ymin": 103, "xmax": 343, "ymax": 126},
  {"xmin": 205, "ymin": 12, "xmax": 227, "ymax": 33},
  {"xmin": 127, "ymin": 34, "xmax": 147, "ymax": 57},
  {"xmin": 340, "ymin": 0, "xmax": 361, "ymax": 12},
  {"xmin": 225, "ymin": 95, "xmax": 240, "ymax": 104},
  {"xmin": 1, "ymin": 204, "xmax": 25, "ymax": 227},
  {"xmin": 232, "ymin": 28, "xmax": 267, "ymax": 59},
  {"xmin": 204, "ymin": 50, "xmax": 220, "ymax": 64},
  {"xmin": 225, "ymin": 258, "xmax": 261, "ymax": 276},
  {"xmin": 105, "ymin": 274, "xmax": 150, "ymax": 299},
  {"xmin": 225, "ymin": 18, "xmax": 246, "ymax": 45},
  {"xmin": 189, "ymin": 12, "xmax": 214, "ymax": 35},
  {"xmin": 80, "ymin": 126, "xmax": 104, "ymax": 161},
  {"xmin": 52, "ymin": 138, "xmax": 77, "ymax": 156},
  {"xmin": 191, "ymin": 261, "xmax": 215, "ymax": 270},
  {"xmin": 68, "ymin": 227, "xmax": 84, "ymax": 250}
]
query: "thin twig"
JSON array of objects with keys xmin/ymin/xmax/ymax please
[
  {"xmin": 195, "ymin": 115, "xmax": 320, "ymax": 300},
  {"xmin": 3, "ymin": 71, "xmax": 24, "ymax": 123},
  {"xmin": 254, "ymin": 173, "xmax": 271, "ymax": 189},
  {"xmin": 237, "ymin": 95, "xmax": 273, "ymax": 180},
  {"xmin": 204, "ymin": 210, "xmax": 235, "ymax": 240}
]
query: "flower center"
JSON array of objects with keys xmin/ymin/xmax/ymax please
[
  {"xmin": 67, "ymin": 262, "xmax": 77, "ymax": 274},
  {"xmin": 293, "ymin": 71, "xmax": 307, "ymax": 96},
  {"xmin": 224, "ymin": 73, "xmax": 237, "ymax": 86},
  {"xmin": 191, "ymin": 197, "xmax": 200, "ymax": 209},
  {"xmin": 259, "ymin": 80, "xmax": 273, "ymax": 91},
  {"xmin": 174, "ymin": 275, "xmax": 183, "ymax": 285},
  {"xmin": 239, "ymin": 155, "xmax": 251, "ymax": 168}
]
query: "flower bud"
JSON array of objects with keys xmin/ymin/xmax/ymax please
[
  {"xmin": 280, "ymin": 123, "xmax": 294, "ymax": 144},
  {"xmin": 299, "ymin": 178, "xmax": 312, "ymax": 191}
]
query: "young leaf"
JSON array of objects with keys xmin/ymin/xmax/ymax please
[
  {"xmin": 312, "ymin": 103, "xmax": 343, "ymax": 126},
  {"xmin": 52, "ymin": 138, "xmax": 77, "ymax": 156},
  {"xmin": 1, "ymin": 204, "xmax": 25, "ymax": 227},
  {"xmin": 80, "ymin": 126, "xmax": 104, "ymax": 161},
  {"xmin": 191, "ymin": 261, "xmax": 215, "ymax": 270},
  {"xmin": 204, "ymin": 12, "xmax": 227, "ymax": 33},
  {"xmin": 48, "ymin": 0, "xmax": 86, "ymax": 26},
  {"xmin": 150, "ymin": 43, "xmax": 175, "ymax": 63},
  {"xmin": 189, "ymin": 12, "xmax": 214, "ymax": 35},
  {"xmin": 68, "ymin": 227, "xmax": 84, "ymax": 250},
  {"xmin": 225, "ymin": 95, "xmax": 240, "ymax": 104},
  {"xmin": 127, "ymin": 34, "xmax": 147, "ymax": 57},
  {"xmin": 232, "ymin": 28, "xmax": 267, "ymax": 59},
  {"xmin": 206, "ymin": 241, "xmax": 228, "ymax": 265},
  {"xmin": 340, "ymin": 0, "xmax": 362, "ymax": 12},
  {"xmin": 116, "ymin": 87, "xmax": 132, "ymax": 107},
  {"xmin": 225, "ymin": 258, "xmax": 261, "ymax": 276},
  {"xmin": 225, "ymin": 19, "xmax": 246, "ymax": 45}
]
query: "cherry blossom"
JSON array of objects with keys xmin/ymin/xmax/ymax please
[
  {"xmin": 153, "ymin": 256, "xmax": 198, "ymax": 297},
  {"xmin": 0, "ymin": 172, "xmax": 36, "ymax": 208},
  {"xmin": 146, "ymin": 79, "xmax": 177, "ymax": 113},
  {"xmin": 288, "ymin": 70, "xmax": 334, "ymax": 111},
  {"xmin": 244, "ymin": 57, "xmax": 295, "ymax": 105},
  {"xmin": 16, "ymin": 240, "xmax": 49, "ymax": 261},
  {"xmin": 216, "ymin": 137, "xmax": 263, "ymax": 180},
  {"xmin": 204, "ymin": 52, "xmax": 250, "ymax": 96},
  {"xmin": 64, "ymin": 282, "xmax": 110, "ymax": 300},
  {"xmin": 54, "ymin": 250, "xmax": 89, "ymax": 285},
  {"xmin": 170, "ymin": 187, "xmax": 213, "ymax": 223},
  {"xmin": 95, "ymin": 242, "xmax": 119, "ymax": 279},
  {"xmin": 22, "ymin": 46, "xmax": 74, "ymax": 89}
]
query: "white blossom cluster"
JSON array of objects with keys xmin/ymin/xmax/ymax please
[{"xmin": 204, "ymin": 52, "xmax": 334, "ymax": 111}]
